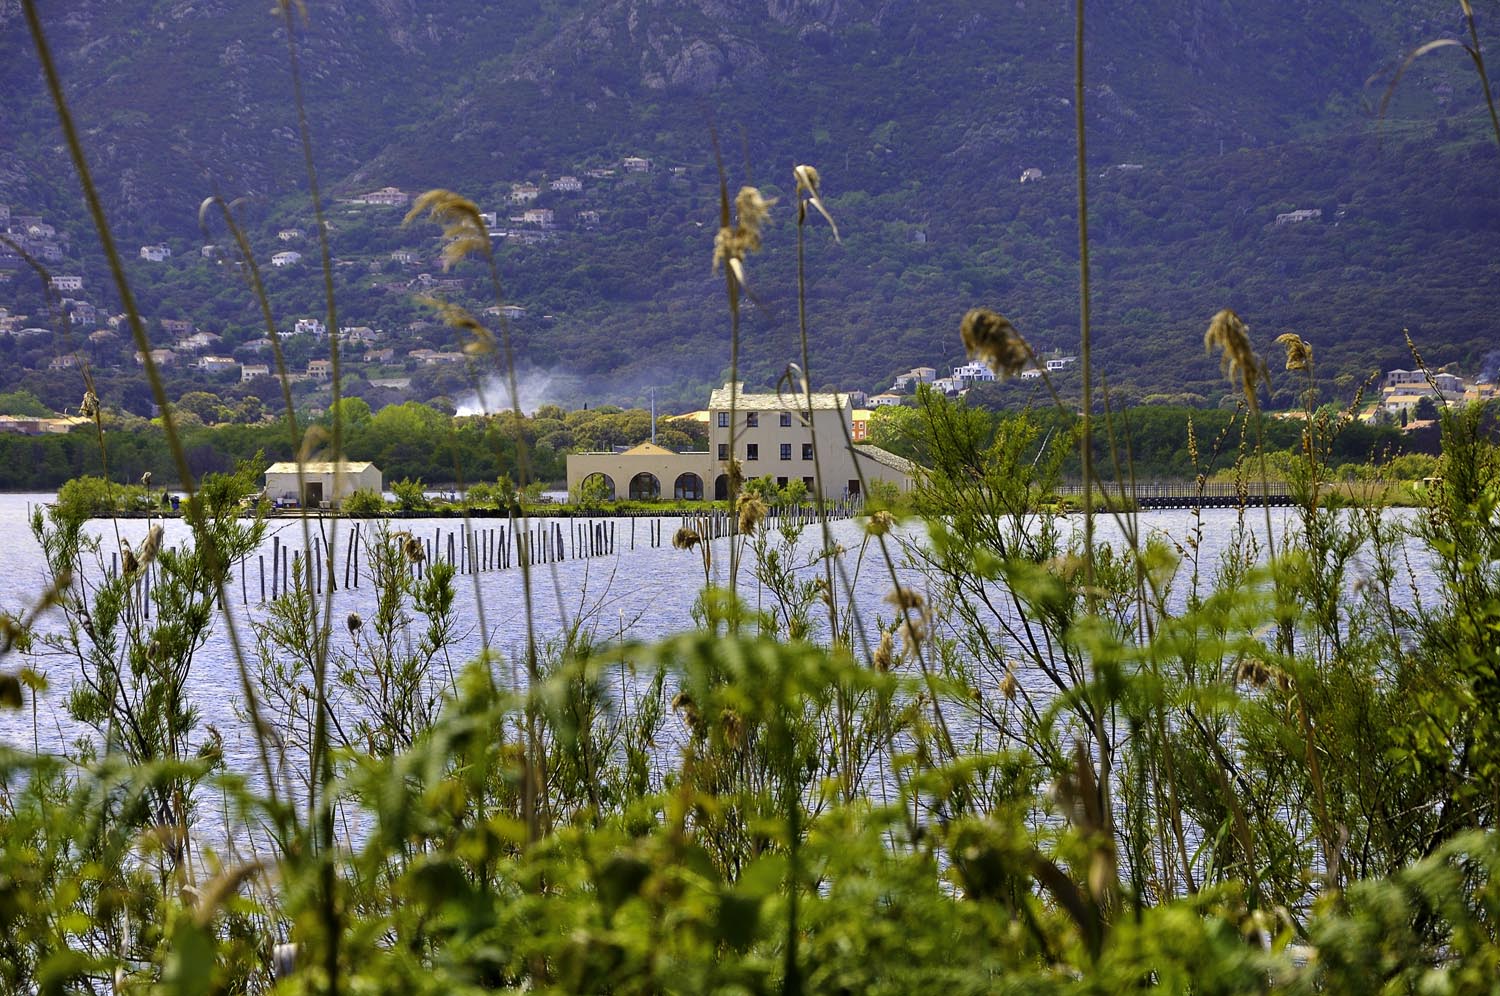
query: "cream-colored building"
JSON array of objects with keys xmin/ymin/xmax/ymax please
[
  {"xmin": 264, "ymin": 461, "xmax": 382, "ymax": 508},
  {"xmin": 566, "ymin": 384, "xmax": 915, "ymax": 502}
]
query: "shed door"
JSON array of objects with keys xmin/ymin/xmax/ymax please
[{"xmin": 305, "ymin": 481, "xmax": 324, "ymax": 507}]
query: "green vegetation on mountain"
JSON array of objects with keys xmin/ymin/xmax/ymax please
[{"xmin": 2, "ymin": 1, "xmax": 1497, "ymax": 409}]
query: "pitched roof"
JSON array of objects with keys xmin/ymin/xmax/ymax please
[
  {"xmin": 852, "ymin": 444, "xmax": 916, "ymax": 474},
  {"xmin": 708, "ymin": 383, "xmax": 850, "ymax": 412},
  {"xmin": 265, "ymin": 461, "xmax": 378, "ymax": 475},
  {"xmin": 621, "ymin": 441, "xmax": 678, "ymax": 456}
]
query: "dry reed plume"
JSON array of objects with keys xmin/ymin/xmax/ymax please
[
  {"xmin": 713, "ymin": 186, "xmax": 775, "ymax": 287},
  {"xmin": 1204, "ymin": 309, "xmax": 1268, "ymax": 408},
  {"xmin": 403, "ymin": 190, "xmax": 490, "ymax": 271},
  {"xmin": 961, "ymin": 308, "xmax": 1032, "ymax": 379},
  {"xmin": 738, "ymin": 494, "xmax": 768, "ymax": 534},
  {"xmin": 1275, "ymin": 333, "xmax": 1314, "ymax": 372}
]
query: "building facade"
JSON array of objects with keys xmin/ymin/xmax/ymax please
[
  {"xmin": 264, "ymin": 461, "xmax": 382, "ymax": 507},
  {"xmin": 566, "ymin": 383, "xmax": 915, "ymax": 502}
]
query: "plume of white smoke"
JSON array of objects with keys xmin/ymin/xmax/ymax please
[{"xmin": 455, "ymin": 370, "xmax": 579, "ymax": 416}]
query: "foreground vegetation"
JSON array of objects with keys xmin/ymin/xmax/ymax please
[{"xmin": 3, "ymin": 0, "xmax": 1500, "ymax": 991}]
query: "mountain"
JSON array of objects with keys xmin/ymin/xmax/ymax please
[{"xmin": 2, "ymin": 0, "xmax": 1497, "ymax": 411}]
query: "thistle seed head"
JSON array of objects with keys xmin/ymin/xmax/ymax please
[
  {"xmin": 960, "ymin": 308, "xmax": 1031, "ymax": 379},
  {"xmin": 672, "ymin": 526, "xmax": 703, "ymax": 551}
]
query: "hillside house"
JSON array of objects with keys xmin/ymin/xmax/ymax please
[
  {"xmin": 1275, "ymin": 209, "xmax": 1322, "ymax": 226},
  {"xmin": 271, "ymin": 251, "xmax": 302, "ymax": 268},
  {"xmin": 197, "ymin": 355, "xmax": 238, "ymax": 374},
  {"xmin": 277, "ymin": 228, "xmax": 303, "ymax": 242},
  {"xmin": 868, "ymin": 393, "xmax": 903, "ymax": 407},
  {"xmin": 952, "ymin": 362, "xmax": 996, "ymax": 385},
  {"xmin": 293, "ymin": 318, "xmax": 326, "ymax": 337},
  {"xmin": 550, "ymin": 175, "xmax": 582, "ymax": 193},
  {"xmin": 518, "ymin": 208, "xmax": 555, "ymax": 228},
  {"xmin": 241, "ymin": 364, "xmax": 270, "ymax": 382},
  {"xmin": 508, "ymin": 183, "xmax": 540, "ymax": 204},
  {"xmin": 352, "ymin": 187, "xmax": 409, "ymax": 207},
  {"xmin": 49, "ymin": 275, "xmax": 83, "ymax": 292},
  {"xmin": 264, "ymin": 461, "xmax": 381, "ymax": 508},
  {"xmin": 621, "ymin": 156, "xmax": 653, "ymax": 172},
  {"xmin": 161, "ymin": 318, "xmax": 193, "ymax": 337},
  {"xmin": 306, "ymin": 359, "xmax": 333, "ymax": 381},
  {"xmin": 1020, "ymin": 168, "xmax": 1044, "ymax": 183},
  {"xmin": 135, "ymin": 348, "xmax": 177, "ymax": 367},
  {"xmin": 48, "ymin": 354, "xmax": 79, "ymax": 370},
  {"xmin": 180, "ymin": 331, "xmax": 222, "ymax": 352},
  {"xmin": 139, "ymin": 244, "xmax": 172, "ymax": 262},
  {"xmin": 363, "ymin": 347, "xmax": 396, "ymax": 364}
]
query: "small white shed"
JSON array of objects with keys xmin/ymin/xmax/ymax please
[{"xmin": 264, "ymin": 461, "xmax": 382, "ymax": 508}]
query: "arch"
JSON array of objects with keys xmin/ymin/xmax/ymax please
[
  {"xmin": 581, "ymin": 472, "xmax": 615, "ymax": 500},
  {"xmin": 673, "ymin": 472, "xmax": 704, "ymax": 501},
  {"xmin": 628, "ymin": 472, "xmax": 661, "ymax": 501},
  {"xmin": 714, "ymin": 474, "xmax": 730, "ymax": 501}
]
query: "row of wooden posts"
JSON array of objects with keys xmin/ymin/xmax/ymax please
[{"xmin": 106, "ymin": 502, "xmax": 864, "ymax": 608}]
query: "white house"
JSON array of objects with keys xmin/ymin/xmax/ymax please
[
  {"xmin": 277, "ymin": 228, "xmax": 304, "ymax": 242},
  {"xmin": 271, "ymin": 251, "xmax": 302, "ymax": 268},
  {"xmin": 550, "ymin": 175, "xmax": 582, "ymax": 193},
  {"xmin": 139, "ymin": 244, "xmax": 172, "ymax": 262},
  {"xmin": 49, "ymin": 275, "xmax": 83, "ymax": 292},
  {"xmin": 952, "ymin": 362, "xmax": 996, "ymax": 384},
  {"xmin": 352, "ymin": 187, "xmax": 409, "ymax": 207},
  {"xmin": 241, "ymin": 364, "xmax": 270, "ymax": 383},
  {"xmin": 868, "ymin": 393, "xmax": 904, "ymax": 407},
  {"xmin": 180, "ymin": 331, "xmax": 222, "ymax": 352},
  {"xmin": 1020, "ymin": 167, "xmax": 1044, "ymax": 183},
  {"xmin": 264, "ymin": 460, "xmax": 382, "ymax": 508},
  {"xmin": 621, "ymin": 156, "xmax": 653, "ymax": 173},
  {"xmin": 1275, "ymin": 209, "xmax": 1322, "ymax": 226},
  {"xmin": 1045, "ymin": 356, "xmax": 1078, "ymax": 372},
  {"xmin": 306, "ymin": 359, "xmax": 333, "ymax": 381},
  {"xmin": 197, "ymin": 355, "xmax": 239, "ymax": 374},
  {"xmin": 293, "ymin": 318, "xmax": 326, "ymax": 337},
  {"xmin": 508, "ymin": 183, "xmax": 540, "ymax": 204},
  {"xmin": 518, "ymin": 208, "xmax": 555, "ymax": 228}
]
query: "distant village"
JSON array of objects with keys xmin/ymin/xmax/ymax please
[{"xmin": 2, "ymin": 176, "xmax": 1497, "ymax": 441}]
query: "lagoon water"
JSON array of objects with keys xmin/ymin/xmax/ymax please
[{"xmin": 0, "ymin": 492, "xmax": 1428, "ymax": 787}]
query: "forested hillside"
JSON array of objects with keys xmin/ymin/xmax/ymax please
[{"xmin": 2, "ymin": 0, "xmax": 1496, "ymax": 409}]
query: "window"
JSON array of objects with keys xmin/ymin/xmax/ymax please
[
  {"xmin": 746, "ymin": 412, "xmax": 759, "ymax": 428},
  {"xmin": 717, "ymin": 411, "xmax": 729, "ymax": 428},
  {"xmin": 718, "ymin": 443, "xmax": 729, "ymax": 460},
  {"xmin": 777, "ymin": 477, "xmax": 788, "ymax": 487},
  {"xmin": 802, "ymin": 476, "xmax": 814, "ymax": 489},
  {"xmin": 802, "ymin": 443, "xmax": 814, "ymax": 461},
  {"xmin": 779, "ymin": 412, "xmax": 792, "ymax": 427},
  {"xmin": 779, "ymin": 443, "xmax": 792, "ymax": 461},
  {"xmin": 746, "ymin": 443, "xmax": 759, "ymax": 461}
]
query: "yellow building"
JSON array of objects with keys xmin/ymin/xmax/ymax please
[{"xmin": 566, "ymin": 384, "xmax": 914, "ymax": 502}]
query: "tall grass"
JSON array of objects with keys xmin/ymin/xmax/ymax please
[{"xmin": 3, "ymin": 0, "xmax": 1500, "ymax": 991}]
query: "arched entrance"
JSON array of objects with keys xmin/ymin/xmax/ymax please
[
  {"xmin": 628, "ymin": 472, "xmax": 661, "ymax": 500},
  {"xmin": 674, "ymin": 472, "xmax": 704, "ymax": 501},
  {"xmin": 581, "ymin": 473, "xmax": 615, "ymax": 500},
  {"xmin": 714, "ymin": 474, "xmax": 730, "ymax": 501}
]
